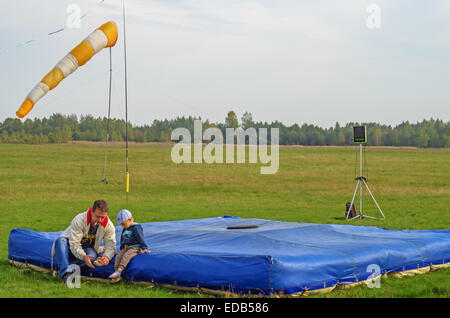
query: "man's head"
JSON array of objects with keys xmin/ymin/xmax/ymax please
[{"xmin": 91, "ymin": 200, "xmax": 109, "ymax": 226}]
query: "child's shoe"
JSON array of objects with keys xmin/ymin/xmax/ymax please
[{"xmin": 108, "ymin": 271, "xmax": 121, "ymax": 283}]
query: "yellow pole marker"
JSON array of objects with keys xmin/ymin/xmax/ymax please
[{"xmin": 126, "ymin": 172, "xmax": 130, "ymax": 193}]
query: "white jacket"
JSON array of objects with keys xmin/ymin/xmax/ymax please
[{"xmin": 51, "ymin": 208, "xmax": 116, "ymax": 262}]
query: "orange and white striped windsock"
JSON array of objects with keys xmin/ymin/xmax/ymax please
[{"xmin": 16, "ymin": 21, "xmax": 118, "ymax": 118}]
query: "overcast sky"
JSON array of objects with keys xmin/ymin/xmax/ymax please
[{"xmin": 1, "ymin": 0, "xmax": 449, "ymax": 128}]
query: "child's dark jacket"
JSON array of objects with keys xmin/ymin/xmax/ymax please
[{"xmin": 120, "ymin": 223, "xmax": 149, "ymax": 251}]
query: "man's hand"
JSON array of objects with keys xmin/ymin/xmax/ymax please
[
  {"xmin": 83, "ymin": 254, "xmax": 96, "ymax": 268},
  {"xmin": 95, "ymin": 256, "xmax": 110, "ymax": 266}
]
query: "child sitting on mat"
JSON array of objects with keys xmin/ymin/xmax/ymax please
[{"xmin": 108, "ymin": 209, "xmax": 150, "ymax": 282}]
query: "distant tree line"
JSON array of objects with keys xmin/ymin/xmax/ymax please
[{"xmin": 0, "ymin": 112, "xmax": 449, "ymax": 148}]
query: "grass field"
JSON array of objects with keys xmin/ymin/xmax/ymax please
[{"xmin": 0, "ymin": 143, "xmax": 449, "ymax": 298}]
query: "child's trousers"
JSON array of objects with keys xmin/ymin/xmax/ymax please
[{"xmin": 114, "ymin": 246, "xmax": 140, "ymax": 271}]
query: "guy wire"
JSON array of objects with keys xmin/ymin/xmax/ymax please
[
  {"xmin": 101, "ymin": 47, "xmax": 113, "ymax": 183},
  {"xmin": 364, "ymin": 143, "xmax": 369, "ymax": 179}
]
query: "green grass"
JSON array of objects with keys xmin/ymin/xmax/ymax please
[{"xmin": 0, "ymin": 143, "xmax": 449, "ymax": 298}]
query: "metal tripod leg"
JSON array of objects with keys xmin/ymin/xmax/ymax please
[
  {"xmin": 362, "ymin": 179, "xmax": 385, "ymax": 220},
  {"xmin": 346, "ymin": 180, "xmax": 361, "ymax": 220}
]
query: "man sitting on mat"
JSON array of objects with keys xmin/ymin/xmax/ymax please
[{"xmin": 52, "ymin": 200, "xmax": 116, "ymax": 284}]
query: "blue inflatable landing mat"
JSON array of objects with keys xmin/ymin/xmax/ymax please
[{"xmin": 8, "ymin": 216, "xmax": 450, "ymax": 295}]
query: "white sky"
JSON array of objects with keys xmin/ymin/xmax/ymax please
[{"xmin": 1, "ymin": 0, "xmax": 449, "ymax": 128}]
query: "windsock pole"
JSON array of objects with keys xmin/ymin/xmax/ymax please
[{"xmin": 123, "ymin": 0, "xmax": 130, "ymax": 199}]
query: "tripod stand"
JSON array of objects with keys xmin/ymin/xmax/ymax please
[{"xmin": 346, "ymin": 143, "xmax": 385, "ymax": 220}]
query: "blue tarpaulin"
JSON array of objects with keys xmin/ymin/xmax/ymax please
[{"xmin": 8, "ymin": 216, "xmax": 450, "ymax": 295}]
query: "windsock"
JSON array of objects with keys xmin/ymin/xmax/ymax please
[{"xmin": 16, "ymin": 21, "xmax": 118, "ymax": 118}]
